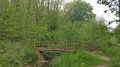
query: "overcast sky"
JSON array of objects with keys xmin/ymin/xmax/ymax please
[{"xmin": 64, "ymin": 0, "xmax": 119, "ymax": 28}]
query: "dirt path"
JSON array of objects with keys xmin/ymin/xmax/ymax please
[
  {"xmin": 97, "ymin": 55, "xmax": 110, "ymax": 61},
  {"xmin": 91, "ymin": 53, "xmax": 110, "ymax": 61},
  {"xmin": 89, "ymin": 52, "xmax": 110, "ymax": 67},
  {"xmin": 95, "ymin": 65, "xmax": 108, "ymax": 67}
]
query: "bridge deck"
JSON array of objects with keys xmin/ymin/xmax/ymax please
[{"xmin": 38, "ymin": 48, "xmax": 77, "ymax": 52}]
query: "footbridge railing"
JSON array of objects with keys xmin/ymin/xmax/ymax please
[{"xmin": 30, "ymin": 41, "xmax": 101, "ymax": 52}]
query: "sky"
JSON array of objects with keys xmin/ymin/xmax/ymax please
[{"xmin": 64, "ymin": 0, "xmax": 119, "ymax": 28}]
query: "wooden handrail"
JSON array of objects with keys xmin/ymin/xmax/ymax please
[{"xmin": 30, "ymin": 41, "xmax": 101, "ymax": 51}]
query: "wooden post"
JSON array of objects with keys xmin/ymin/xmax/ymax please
[
  {"xmin": 47, "ymin": 41, "xmax": 49, "ymax": 49},
  {"xmin": 79, "ymin": 42, "xmax": 81, "ymax": 49},
  {"xmin": 95, "ymin": 44, "xmax": 96, "ymax": 49},
  {"xmin": 64, "ymin": 43, "xmax": 66, "ymax": 51},
  {"xmin": 41, "ymin": 42, "xmax": 43, "ymax": 51},
  {"xmin": 57, "ymin": 42, "xmax": 60, "ymax": 49},
  {"xmin": 69, "ymin": 42, "xmax": 70, "ymax": 51},
  {"xmin": 100, "ymin": 45, "xmax": 102, "ymax": 55},
  {"xmin": 34, "ymin": 41, "xmax": 35, "ymax": 49},
  {"xmin": 41, "ymin": 42, "xmax": 43, "ymax": 48}
]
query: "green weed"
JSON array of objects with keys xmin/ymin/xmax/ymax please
[{"xmin": 51, "ymin": 49, "xmax": 105, "ymax": 67}]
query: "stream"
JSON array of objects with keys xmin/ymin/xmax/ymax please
[
  {"xmin": 26, "ymin": 51, "xmax": 61, "ymax": 67},
  {"xmin": 26, "ymin": 61, "xmax": 51, "ymax": 67},
  {"xmin": 26, "ymin": 57, "xmax": 61, "ymax": 67}
]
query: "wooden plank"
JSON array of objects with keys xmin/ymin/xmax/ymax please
[{"xmin": 38, "ymin": 48, "xmax": 77, "ymax": 52}]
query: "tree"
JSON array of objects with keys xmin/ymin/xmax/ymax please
[
  {"xmin": 79, "ymin": 20, "xmax": 109, "ymax": 45},
  {"xmin": 64, "ymin": 0, "xmax": 96, "ymax": 22},
  {"xmin": 114, "ymin": 25, "xmax": 120, "ymax": 43},
  {"xmin": 0, "ymin": 0, "xmax": 25, "ymax": 42}
]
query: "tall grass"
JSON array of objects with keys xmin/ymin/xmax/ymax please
[
  {"xmin": 101, "ymin": 45, "xmax": 120, "ymax": 67},
  {"xmin": 101, "ymin": 46, "xmax": 120, "ymax": 57},
  {"xmin": 51, "ymin": 49, "xmax": 105, "ymax": 67}
]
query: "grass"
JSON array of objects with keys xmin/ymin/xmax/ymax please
[
  {"xmin": 51, "ymin": 49, "xmax": 106, "ymax": 67},
  {"xmin": 100, "ymin": 45, "xmax": 120, "ymax": 67},
  {"xmin": 101, "ymin": 46, "xmax": 120, "ymax": 58},
  {"xmin": 118, "ymin": 44, "xmax": 120, "ymax": 46}
]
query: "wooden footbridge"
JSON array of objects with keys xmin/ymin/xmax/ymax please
[{"xmin": 31, "ymin": 41, "xmax": 101, "ymax": 52}]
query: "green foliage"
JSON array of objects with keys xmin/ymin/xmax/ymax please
[
  {"xmin": 0, "ymin": 41, "xmax": 38, "ymax": 67},
  {"xmin": 65, "ymin": 0, "xmax": 95, "ymax": 22},
  {"xmin": 51, "ymin": 50, "xmax": 105, "ymax": 67},
  {"xmin": 47, "ymin": 10, "xmax": 60, "ymax": 31},
  {"xmin": 58, "ymin": 22, "xmax": 81, "ymax": 41},
  {"xmin": 1, "ymin": 0, "xmax": 119, "ymax": 67},
  {"xmin": 43, "ymin": 52, "xmax": 61, "ymax": 60},
  {"xmin": 107, "ymin": 47, "xmax": 120, "ymax": 67},
  {"xmin": 24, "ymin": 48, "xmax": 38, "ymax": 63},
  {"xmin": 0, "ymin": 41, "xmax": 25, "ymax": 67},
  {"xmin": 114, "ymin": 25, "xmax": 120, "ymax": 43},
  {"xmin": 0, "ymin": 5, "xmax": 24, "ymax": 42},
  {"xmin": 101, "ymin": 46, "xmax": 120, "ymax": 57},
  {"xmin": 0, "ymin": 41, "xmax": 37, "ymax": 67},
  {"xmin": 109, "ymin": 36, "xmax": 118, "ymax": 45},
  {"xmin": 78, "ymin": 20, "xmax": 109, "ymax": 45},
  {"xmin": 109, "ymin": 58, "xmax": 120, "ymax": 67}
]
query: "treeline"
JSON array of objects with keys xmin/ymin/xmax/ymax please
[
  {"xmin": 0, "ymin": 0, "xmax": 120, "ymax": 66},
  {"xmin": 0, "ymin": 0, "xmax": 110, "ymax": 44},
  {"xmin": 0, "ymin": 0, "xmax": 62, "ymax": 42}
]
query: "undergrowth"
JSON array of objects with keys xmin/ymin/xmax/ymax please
[
  {"xmin": 101, "ymin": 45, "xmax": 120, "ymax": 67},
  {"xmin": 0, "ymin": 40, "xmax": 38, "ymax": 67},
  {"xmin": 51, "ymin": 49, "xmax": 105, "ymax": 67}
]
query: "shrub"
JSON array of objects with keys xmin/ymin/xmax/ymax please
[
  {"xmin": 101, "ymin": 46, "xmax": 120, "ymax": 57},
  {"xmin": 0, "ymin": 41, "xmax": 38, "ymax": 67},
  {"xmin": 43, "ymin": 52, "xmax": 61, "ymax": 60},
  {"xmin": 0, "ymin": 41, "xmax": 25, "ymax": 67},
  {"xmin": 24, "ymin": 48, "xmax": 38, "ymax": 63}
]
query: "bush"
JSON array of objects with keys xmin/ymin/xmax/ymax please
[
  {"xmin": 101, "ymin": 46, "xmax": 120, "ymax": 57},
  {"xmin": 0, "ymin": 41, "xmax": 25, "ymax": 67},
  {"xmin": 0, "ymin": 41, "xmax": 38, "ymax": 67},
  {"xmin": 24, "ymin": 48, "xmax": 38, "ymax": 63},
  {"xmin": 43, "ymin": 52, "xmax": 61, "ymax": 60}
]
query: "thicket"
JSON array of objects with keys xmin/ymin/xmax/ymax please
[
  {"xmin": 0, "ymin": 41, "xmax": 38, "ymax": 67},
  {"xmin": 0, "ymin": 0, "xmax": 111, "ymax": 45}
]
